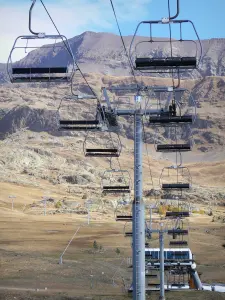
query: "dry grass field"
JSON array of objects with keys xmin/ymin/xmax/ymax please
[{"xmin": 0, "ymin": 179, "xmax": 224, "ymax": 300}]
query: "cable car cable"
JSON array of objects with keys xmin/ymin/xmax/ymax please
[
  {"xmin": 40, "ymin": 0, "xmax": 106, "ymax": 118},
  {"xmin": 168, "ymin": 0, "xmax": 176, "ymax": 88},
  {"xmin": 110, "ymin": 0, "xmax": 139, "ymax": 86}
]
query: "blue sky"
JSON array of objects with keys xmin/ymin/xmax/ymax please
[{"xmin": 0, "ymin": 0, "xmax": 224, "ymax": 62}]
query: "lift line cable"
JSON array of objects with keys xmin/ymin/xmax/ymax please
[
  {"xmin": 41, "ymin": 0, "xmax": 131, "ymax": 187},
  {"xmin": 40, "ymin": 0, "xmax": 106, "ymax": 118},
  {"xmin": 110, "ymin": 0, "xmax": 139, "ymax": 87},
  {"xmin": 168, "ymin": 0, "xmax": 176, "ymax": 88},
  {"xmin": 142, "ymin": 119, "xmax": 155, "ymax": 189}
]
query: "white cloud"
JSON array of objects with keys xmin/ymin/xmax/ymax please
[{"xmin": 0, "ymin": 0, "xmax": 152, "ymax": 62}]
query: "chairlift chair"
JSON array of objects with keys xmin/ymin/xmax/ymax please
[
  {"xmin": 168, "ymin": 217, "xmax": 189, "ymax": 242},
  {"xmin": 58, "ymin": 97, "xmax": 107, "ymax": 132},
  {"xmin": 102, "ymin": 169, "xmax": 131, "ymax": 194},
  {"xmin": 7, "ymin": 0, "xmax": 76, "ymax": 84},
  {"xmin": 160, "ymin": 166, "xmax": 192, "ymax": 190},
  {"xmin": 114, "ymin": 198, "xmax": 132, "ymax": 221},
  {"xmin": 123, "ymin": 221, "xmax": 133, "ymax": 238},
  {"xmin": 149, "ymin": 88, "xmax": 197, "ymax": 126},
  {"xmin": 129, "ymin": 4, "xmax": 202, "ymax": 74},
  {"xmin": 83, "ymin": 131, "xmax": 122, "ymax": 157},
  {"xmin": 154, "ymin": 124, "xmax": 193, "ymax": 153}
]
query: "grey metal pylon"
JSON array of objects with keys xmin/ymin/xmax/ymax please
[
  {"xmin": 159, "ymin": 224, "xmax": 165, "ymax": 300},
  {"xmin": 103, "ymin": 88, "xmax": 162, "ymax": 300},
  {"xmin": 132, "ymin": 109, "xmax": 145, "ymax": 300}
]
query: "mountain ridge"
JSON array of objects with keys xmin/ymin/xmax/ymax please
[{"xmin": 0, "ymin": 31, "xmax": 224, "ymax": 82}]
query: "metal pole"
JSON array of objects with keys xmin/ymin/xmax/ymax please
[
  {"xmin": 87, "ymin": 203, "xmax": 90, "ymax": 225},
  {"xmin": 44, "ymin": 197, "xmax": 46, "ymax": 216},
  {"xmin": 159, "ymin": 223, "xmax": 165, "ymax": 300},
  {"xmin": 9, "ymin": 195, "xmax": 16, "ymax": 211},
  {"xmin": 149, "ymin": 207, "xmax": 152, "ymax": 232},
  {"xmin": 59, "ymin": 226, "xmax": 80, "ymax": 264},
  {"xmin": 132, "ymin": 110, "xmax": 145, "ymax": 300}
]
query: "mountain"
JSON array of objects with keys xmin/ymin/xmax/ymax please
[{"xmin": 1, "ymin": 31, "xmax": 225, "ymax": 82}]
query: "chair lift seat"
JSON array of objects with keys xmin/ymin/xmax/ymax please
[
  {"xmin": 146, "ymin": 274, "xmax": 158, "ymax": 278},
  {"xmin": 162, "ymin": 183, "xmax": 190, "ymax": 189},
  {"xmin": 157, "ymin": 144, "xmax": 191, "ymax": 152},
  {"xmin": 167, "ymin": 229, "xmax": 188, "ymax": 235},
  {"xmin": 12, "ymin": 67, "xmax": 67, "ymax": 74},
  {"xmin": 103, "ymin": 186, "xmax": 130, "ymax": 190},
  {"xmin": 169, "ymin": 241, "xmax": 188, "ymax": 246},
  {"xmin": 59, "ymin": 120, "xmax": 102, "ymax": 131},
  {"xmin": 60, "ymin": 120, "xmax": 100, "ymax": 125},
  {"xmin": 166, "ymin": 211, "xmax": 190, "ymax": 217},
  {"xmin": 11, "ymin": 67, "xmax": 69, "ymax": 83},
  {"xmin": 116, "ymin": 215, "xmax": 132, "ymax": 221},
  {"xmin": 102, "ymin": 186, "xmax": 130, "ymax": 194},
  {"xmin": 12, "ymin": 77, "xmax": 68, "ymax": 83},
  {"xmin": 86, "ymin": 149, "xmax": 118, "ymax": 153},
  {"xmin": 135, "ymin": 57, "xmax": 196, "ymax": 70},
  {"xmin": 85, "ymin": 148, "xmax": 119, "ymax": 157},
  {"xmin": 149, "ymin": 115, "xmax": 193, "ymax": 124},
  {"xmin": 125, "ymin": 232, "xmax": 133, "ymax": 237}
]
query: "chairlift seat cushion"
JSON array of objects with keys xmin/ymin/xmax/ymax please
[
  {"xmin": 60, "ymin": 120, "xmax": 99, "ymax": 125},
  {"xmin": 12, "ymin": 67, "xmax": 67, "ymax": 74},
  {"xmin": 169, "ymin": 241, "xmax": 188, "ymax": 245},
  {"xmin": 150, "ymin": 115, "xmax": 193, "ymax": 124},
  {"xmin": 125, "ymin": 232, "xmax": 133, "ymax": 236},
  {"xmin": 116, "ymin": 216, "xmax": 132, "ymax": 221},
  {"xmin": 135, "ymin": 57, "xmax": 196, "ymax": 69},
  {"xmin": 162, "ymin": 183, "xmax": 190, "ymax": 189},
  {"xmin": 157, "ymin": 144, "xmax": 191, "ymax": 152},
  {"xmin": 86, "ymin": 149, "xmax": 118, "ymax": 153},
  {"xmin": 168, "ymin": 229, "xmax": 188, "ymax": 235},
  {"xmin": 166, "ymin": 211, "xmax": 190, "ymax": 217},
  {"xmin": 103, "ymin": 186, "xmax": 130, "ymax": 190},
  {"xmin": 12, "ymin": 77, "xmax": 68, "ymax": 83}
]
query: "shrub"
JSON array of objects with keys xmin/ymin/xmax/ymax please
[
  {"xmin": 115, "ymin": 248, "xmax": 121, "ymax": 255},
  {"xmin": 55, "ymin": 201, "xmax": 62, "ymax": 209},
  {"xmin": 93, "ymin": 240, "xmax": 98, "ymax": 251},
  {"xmin": 158, "ymin": 205, "xmax": 168, "ymax": 215}
]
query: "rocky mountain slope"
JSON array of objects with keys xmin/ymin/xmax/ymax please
[
  {"xmin": 0, "ymin": 74, "xmax": 224, "ymax": 152},
  {"xmin": 0, "ymin": 32, "xmax": 225, "ymax": 207}
]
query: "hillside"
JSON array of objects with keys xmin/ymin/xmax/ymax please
[{"xmin": 0, "ymin": 74, "xmax": 225, "ymax": 207}]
